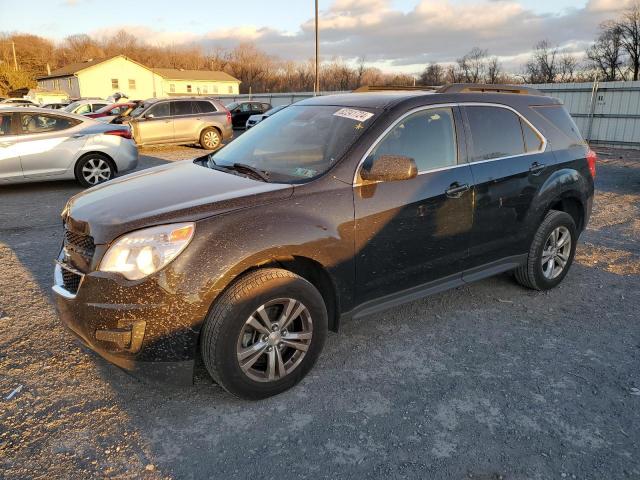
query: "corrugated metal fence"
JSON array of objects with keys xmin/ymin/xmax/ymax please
[{"xmin": 218, "ymin": 81, "xmax": 640, "ymax": 149}]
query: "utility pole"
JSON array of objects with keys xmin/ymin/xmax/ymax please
[
  {"xmin": 314, "ymin": 0, "xmax": 319, "ymax": 95},
  {"xmin": 12, "ymin": 41, "xmax": 18, "ymax": 70}
]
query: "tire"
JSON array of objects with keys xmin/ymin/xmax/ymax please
[
  {"xmin": 199, "ymin": 127, "xmax": 222, "ymax": 150},
  {"xmin": 514, "ymin": 210, "xmax": 577, "ymax": 290},
  {"xmin": 74, "ymin": 153, "xmax": 116, "ymax": 188},
  {"xmin": 201, "ymin": 268, "xmax": 328, "ymax": 400}
]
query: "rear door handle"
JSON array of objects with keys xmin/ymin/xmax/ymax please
[
  {"xmin": 529, "ymin": 162, "xmax": 546, "ymax": 174},
  {"xmin": 445, "ymin": 182, "xmax": 470, "ymax": 198}
]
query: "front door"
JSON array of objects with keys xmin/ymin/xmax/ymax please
[
  {"xmin": 461, "ymin": 105, "xmax": 557, "ymax": 270},
  {"xmin": 354, "ymin": 106, "xmax": 474, "ymax": 304},
  {"xmin": 133, "ymin": 102, "xmax": 172, "ymax": 145},
  {"xmin": 18, "ymin": 112, "xmax": 86, "ymax": 177},
  {"xmin": 0, "ymin": 112, "xmax": 23, "ymax": 181}
]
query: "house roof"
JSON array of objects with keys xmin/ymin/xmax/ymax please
[
  {"xmin": 37, "ymin": 55, "xmax": 122, "ymax": 80},
  {"xmin": 37, "ymin": 54, "xmax": 240, "ymax": 84},
  {"xmin": 152, "ymin": 68, "xmax": 239, "ymax": 83}
]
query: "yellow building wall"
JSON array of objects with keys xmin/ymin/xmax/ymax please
[
  {"xmin": 161, "ymin": 79, "xmax": 240, "ymax": 96},
  {"xmin": 76, "ymin": 57, "xmax": 164, "ymax": 100}
]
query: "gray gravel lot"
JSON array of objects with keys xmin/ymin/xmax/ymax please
[{"xmin": 1, "ymin": 145, "xmax": 639, "ymax": 479}]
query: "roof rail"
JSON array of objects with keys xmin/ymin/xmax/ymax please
[
  {"xmin": 436, "ymin": 83, "xmax": 544, "ymax": 96},
  {"xmin": 353, "ymin": 85, "xmax": 440, "ymax": 93}
]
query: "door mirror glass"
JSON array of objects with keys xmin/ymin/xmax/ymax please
[
  {"xmin": 360, "ymin": 154, "xmax": 417, "ymax": 183},
  {"xmin": 145, "ymin": 113, "xmax": 155, "ymax": 119}
]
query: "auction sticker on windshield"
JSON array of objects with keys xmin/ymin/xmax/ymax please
[{"xmin": 333, "ymin": 108, "xmax": 374, "ymax": 122}]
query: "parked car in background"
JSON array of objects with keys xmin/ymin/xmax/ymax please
[
  {"xmin": 0, "ymin": 107, "xmax": 137, "ymax": 187},
  {"xmin": 127, "ymin": 97, "xmax": 232, "ymax": 149},
  {"xmin": 0, "ymin": 98, "xmax": 37, "ymax": 108},
  {"xmin": 226, "ymin": 101, "xmax": 271, "ymax": 128},
  {"xmin": 42, "ymin": 102, "xmax": 71, "ymax": 110},
  {"xmin": 86, "ymin": 102, "xmax": 137, "ymax": 123},
  {"xmin": 245, "ymin": 104, "xmax": 287, "ymax": 129},
  {"xmin": 63, "ymin": 100, "xmax": 110, "ymax": 116},
  {"xmin": 52, "ymin": 84, "xmax": 595, "ymax": 399}
]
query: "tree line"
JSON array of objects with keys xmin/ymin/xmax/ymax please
[{"xmin": 1, "ymin": 4, "xmax": 639, "ymax": 96}]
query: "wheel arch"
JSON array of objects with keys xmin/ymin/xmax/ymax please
[{"xmin": 75, "ymin": 150, "xmax": 118, "ymax": 173}]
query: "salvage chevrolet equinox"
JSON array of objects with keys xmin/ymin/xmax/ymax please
[{"xmin": 53, "ymin": 84, "xmax": 595, "ymax": 399}]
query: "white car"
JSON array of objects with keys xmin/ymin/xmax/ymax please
[
  {"xmin": 0, "ymin": 107, "xmax": 138, "ymax": 187},
  {"xmin": 245, "ymin": 104, "xmax": 288, "ymax": 129},
  {"xmin": 63, "ymin": 100, "xmax": 110, "ymax": 116}
]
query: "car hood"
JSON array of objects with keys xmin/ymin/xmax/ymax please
[{"xmin": 64, "ymin": 160, "xmax": 293, "ymax": 244}]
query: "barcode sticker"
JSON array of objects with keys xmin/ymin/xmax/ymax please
[{"xmin": 333, "ymin": 108, "xmax": 374, "ymax": 122}]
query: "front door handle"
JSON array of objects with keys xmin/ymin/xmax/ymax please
[
  {"xmin": 529, "ymin": 162, "xmax": 546, "ymax": 174},
  {"xmin": 445, "ymin": 182, "xmax": 470, "ymax": 198}
]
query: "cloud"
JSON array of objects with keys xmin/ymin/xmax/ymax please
[{"xmin": 90, "ymin": 0, "xmax": 634, "ymax": 73}]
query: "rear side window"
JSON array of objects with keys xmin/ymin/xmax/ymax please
[
  {"xmin": 465, "ymin": 106, "xmax": 525, "ymax": 161},
  {"xmin": 532, "ymin": 105, "xmax": 584, "ymax": 148},
  {"xmin": 20, "ymin": 113, "xmax": 80, "ymax": 134},
  {"xmin": 194, "ymin": 101, "xmax": 216, "ymax": 114},
  {"xmin": 172, "ymin": 101, "xmax": 193, "ymax": 116},
  {"xmin": 364, "ymin": 107, "xmax": 457, "ymax": 172}
]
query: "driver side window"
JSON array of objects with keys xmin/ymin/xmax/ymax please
[
  {"xmin": 147, "ymin": 102, "xmax": 170, "ymax": 118},
  {"xmin": 362, "ymin": 108, "xmax": 458, "ymax": 175}
]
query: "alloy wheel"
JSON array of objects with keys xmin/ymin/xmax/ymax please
[
  {"xmin": 541, "ymin": 226, "xmax": 572, "ymax": 279},
  {"xmin": 82, "ymin": 157, "xmax": 112, "ymax": 185},
  {"xmin": 203, "ymin": 130, "xmax": 221, "ymax": 149},
  {"xmin": 236, "ymin": 298, "xmax": 313, "ymax": 382}
]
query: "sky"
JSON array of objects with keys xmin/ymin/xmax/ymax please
[{"xmin": 0, "ymin": 0, "xmax": 635, "ymax": 73}]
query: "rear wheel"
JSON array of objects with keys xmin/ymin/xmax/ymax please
[
  {"xmin": 74, "ymin": 153, "xmax": 115, "ymax": 187},
  {"xmin": 200, "ymin": 127, "xmax": 221, "ymax": 150},
  {"xmin": 200, "ymin": 268, "xmax": 327, "ymax": 400},
  {"xmin": 514, "ymin": 210, "xmax": 577, "ymax": 290}
]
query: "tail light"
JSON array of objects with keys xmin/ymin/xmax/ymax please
[
  {"xmin": 586, "ymin": 149, "xmax": 597, "ymax": 178},
  {"xmin": 225, "ymin": 108, "xmax": 232, "ymax": 125},
  {"xmin": 104, "ymin": 129, "xmax": 132, "ymax": 140}
]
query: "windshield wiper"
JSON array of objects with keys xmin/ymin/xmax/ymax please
[{"xmin": 229, "ymin": 163, "xmax": 270, "ymax": 182}]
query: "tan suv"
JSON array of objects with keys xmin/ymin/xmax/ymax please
[{"xmin": 127, "ymin": 98, "xmax": 233, "ymax": 149}]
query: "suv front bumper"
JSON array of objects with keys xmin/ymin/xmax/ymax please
[{"xmin": 52, "ymin": 263, "xmax": 206, "ymax": 385}]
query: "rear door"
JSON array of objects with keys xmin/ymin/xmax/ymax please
[
  {"xmin": 18, "ymin": 112, "xmax": 86, "ymax": 177},
  {"xmin": 354, "ymin": 106, "xmax": 474, "ymax": 303},
  {"xmin": 132, "ymin": 102, "xmax": 172, "ymax": 145},
  {"xmin": 0, "ymin": 112, "xmax": 23, "ymax": 181},
  {"xmin": 172, "ymin": 101, "xmax": 196, "ymax": 142},
  {"xmin": 461, "ymin": 104, "xmax": 554, "ymax": 271}
]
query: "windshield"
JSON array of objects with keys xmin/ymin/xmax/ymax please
[
  {"xmin": 129, "ymin": 103, "xmax": 149, "ymax": 118},
  {"xmin": 62, "ymin": 101, "xmax": 82, "ymax": 112},
  {"xmin": 210, "ymin": 105, "xmax": 377, "ymax": 182}
]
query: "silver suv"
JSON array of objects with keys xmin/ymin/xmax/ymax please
[{"xmin": 127, "ymin": 98, "xmax": 233, "ymax": 150}]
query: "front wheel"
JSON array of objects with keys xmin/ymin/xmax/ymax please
[
  {"xmin": 74, "ymin": 153, "xmax": 115, "ymax": 188},
  {"xmin": 514, "ymin": 210, "xmax": 577, "ymax": 290},
  {"xmin": 200, "ymin": 268, "xmax": 328, "ymax": 400}
]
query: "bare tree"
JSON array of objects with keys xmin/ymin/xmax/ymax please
[
  {"xmin": 419, "ymin": 63, "xmax": 444, "ymax": 86},
  {"xmin": 619, "ymin": 3, "xmax": 640, "ymax": 80},
  {"xmin": 525, "ymin": 40, "xmax": 559, "ymax": 83},
  {"xmin": 558, "ymin": 53, "xmax": 579, "ymax": 82},
  {"xmin": 587, "ymin": 21, "xmax": 626, "ymax": 81},
  {"xmin": 457, "ymin": 47, "xmax": 489, "ymax": 83},
  {"xmin": 486, "ymin": 56, "xmax": 502, "ymax": 84}
]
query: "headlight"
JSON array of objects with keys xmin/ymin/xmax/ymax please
[{"xmin": 99, "ymin": 223, "xmax": 195, "ymax": 280}]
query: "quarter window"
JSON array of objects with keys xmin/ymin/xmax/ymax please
[
  {"xmin": 111, "ymin": 78, "xmax": 119, "ymax": 89},
  {"xmin": 465, "ymin": 106, "xmax": 525, "ymax": 161},
  {"xmin": 363, "ymin": 108, "xmax": 458, "ymax": 173},
  {"xmin": 194, "ymin": 101, "xmax": 215, "ymax": 113},
  {"xmin": 532, "ymin": 105, "xmax": 584, "ymax": 148}
]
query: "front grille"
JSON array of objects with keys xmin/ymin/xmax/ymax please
[
  {"xmin": 64, "ymin": 228, "xmax": 95, "ymax": 258},
  {"xmin": 61, "ymin": 266, "xmax": 82, "ymax": 294}
]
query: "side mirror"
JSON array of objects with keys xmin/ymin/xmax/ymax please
[
  {"xmin": 144, "ymin": 113, "xmax": 155, "ymax": 120},
  {"xmin": 359, "ymin": 154, "xmax": 418, "ymax": 183}
]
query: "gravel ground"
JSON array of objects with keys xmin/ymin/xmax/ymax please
[{"xmin": 0, "ymin": 145, "xmax": 638, "ymax": 480}]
